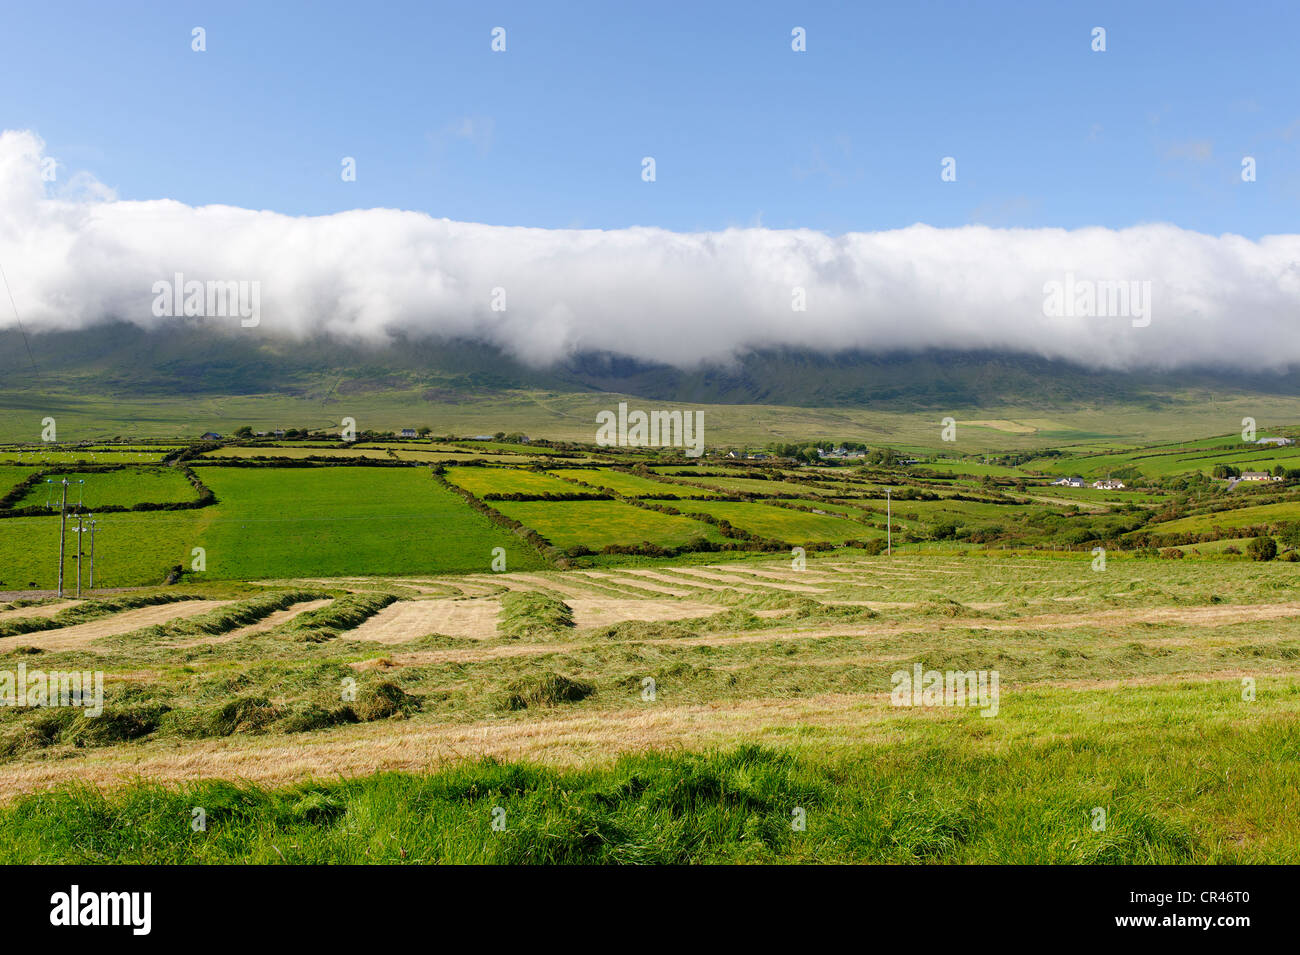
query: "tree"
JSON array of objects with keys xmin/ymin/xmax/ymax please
[
  {"xmin": 1247, "ymin": 536, "xmax": 1278, "ymax": 561},
  {"xmin": 1276, "ymin": 521, "xmax": 1300, "ymax": 552},
  {"xmin": 234, "ymin": 426, "xmax": 253, "ymax": 438}
]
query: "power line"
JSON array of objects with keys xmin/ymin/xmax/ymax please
[{"xmin": 0, "ymin": 258, "xmax": 40, "ymax": 378}]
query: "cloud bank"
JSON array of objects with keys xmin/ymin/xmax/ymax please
[{"xmin": 2, "ymin": 129, "xmax": 1299, "ymax": 372}]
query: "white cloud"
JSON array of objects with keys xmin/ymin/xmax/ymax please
[{"xmin": 2, "ymin": 128, "xmax": 1299, "ymax": 372}]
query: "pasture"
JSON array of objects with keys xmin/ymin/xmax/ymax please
[
  {"xmin": 445, "ymin": 467, "xmax": 585, "ymax": 497},
  {"xmin": 0, "ymin": 466, "xmax": 547, "ymax": 589},
  {"xmin": 549, "ymin": 468, "xmax": 720, "ymax": 497},
  {"xmin": 15, "ymin": 468, "xmax": 199, "ymax": 509},
  {"xmin": 491, "ymin": 500, "xmax": 727, "ymax": 550},
  {"xmin": 674, "ymin": 499, "xmax": 876, "ymax": 543}
]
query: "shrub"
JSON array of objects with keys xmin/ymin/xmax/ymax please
[{"xmin": 1247, "ymin": 536, "xmax": 1278, "ymax": 562}]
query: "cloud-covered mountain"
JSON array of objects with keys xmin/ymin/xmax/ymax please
[{"xmin": 3, "ymin": 129, "xmax": 1299, "ymax": 374}]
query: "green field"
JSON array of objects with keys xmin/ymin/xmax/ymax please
[
  {"xmin": 550, "ymin": 468, "xmax": 720, "ymax": 497},
  {"xmin": 15, "ymin": 467, "xmax": 199, "ymax": 509},
  {"xmin": 1037, "ymin": 436, "xmax": 1300, "ymax": 480},
  {"xmin": 203, "ymin": 444, "xmax": 544, "ymax": 464},
  {"xmin": 676, "ymin": 500, "xmax": 875, "ymax": 543},
  {"xmin": 0, "ymin": 448, "xmax": 174, "ymax": 465},
  {"xmin": 492, "ymin": 500, "xmax": 725, "ymax": 549},
  {"xmin": 913, "ymin": 459, "xmax": 1025, "ymax": 477},
  {"xmin": 0, "ymin": 466, "xmax": 36, "ymax": 497},
  {"xmin": 664, "ymin": 475, "xmax": 839, "ymax": 498},
  {"xmin": 0, "ymin": 466, "xmax": 547, "ymax": 588},
  {"xmin": 445, "ymin": 467, "xmax": 588, "ymax": 497},
  {"xmin": 1148, "ymin": 500, "xmax": 1300, "ymax": 535}
]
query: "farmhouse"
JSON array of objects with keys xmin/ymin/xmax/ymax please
[
  {"xmin": 200, "ymin": 432, "xmax": 222, "ymax": 440},
  {"xmin": 399, "ymin": 428, "xmax": 418, "ymax": 438},
  {"xmin": 1051, "ymin": 476, "xmax": 1085, "ymax": 488},
  {"xmin": 1093, "ymin": 479, "xmax": 1125, "ymax": 490},
  {"xmin": 1256, "ymin": 437, "xmax": 1294, "ymax": 446},
  {"xmin": 1240, "ymin": 471, "xmax": 1282, "ymax": 482}
]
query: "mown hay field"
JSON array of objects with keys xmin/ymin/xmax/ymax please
[{"xmin": 0, "ymin": 553, "xmax": 1296, "ymax": 862}]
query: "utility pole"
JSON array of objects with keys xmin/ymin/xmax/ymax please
[
  {"xmin": 51, "ymin": 478, "xmax": 83, "ymax": 598},
  {"xmin": 74, "ymin": 513, "xmax": 83, "ymax": 597},
  {"xmin": 55, "ymin": 479, "xmax": 68, "ymax": 598},
  {"xmin": 886, "ymin": 488, "xmax": 892, "ymax": 556},
  {"xmin": 89, "ymin": 517, "xmax": 96, "ymax": 590}
]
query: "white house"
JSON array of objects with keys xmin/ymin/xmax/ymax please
[
  {"xmin": 399, "ymin": 428, "xmax": 418, "ymax": 438},
  {"xmin": 1240, "ymin": 471, "xmax": 1282, "ymax": 482},
  {"xmin": 1052, "ymin": 476, "xmax": 1085, "ymax": 488},
  {"xmin": 1256, "ymin": 437, "xmax": 1294, "ymax": 447},
  {"xmin": 1093, "ymin": 479, "xmax": 1125, "ymax": 490}
]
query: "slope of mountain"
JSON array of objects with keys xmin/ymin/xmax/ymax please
[{"xmin": 6, "ymin": 323, "xmax": 1300, "ymax": 412}]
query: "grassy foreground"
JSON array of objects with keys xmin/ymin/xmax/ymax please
[
  {"xmin": 2, "ymin": 553, "xmax": 1297, "ymax": 863},
  {"xmin": 2, "ymin": 707, "xmax": 1295, "ymax": 864}
]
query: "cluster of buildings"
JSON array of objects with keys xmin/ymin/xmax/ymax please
[
  {"xmin": 1050, "ymin": 476, "xmax": 1126, "ymax": 490},
  {"xmin": 816, "ymin": 447, "xmax": 867, "ymax": 461}
]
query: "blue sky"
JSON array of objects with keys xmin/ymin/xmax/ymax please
[{"xmin": 3, "ymin": 0, "xmax": 1298, "ymax": 237}]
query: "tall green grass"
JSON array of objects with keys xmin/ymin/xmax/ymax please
[{"xmin": 1, "ymin": 735, "xmax": 1294, "ymax": 864}]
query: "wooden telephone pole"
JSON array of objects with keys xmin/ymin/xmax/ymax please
[
  {"xmin": 51, "ymin": 478, "xmax": 83, "ymax": 597},
  {"xmin": 55, "ymin": 479, "xmax": 68, "ymax": 597},
  {"xmin": 74, "ymin": 513, "xmax": 83, "ymax": 597}
]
